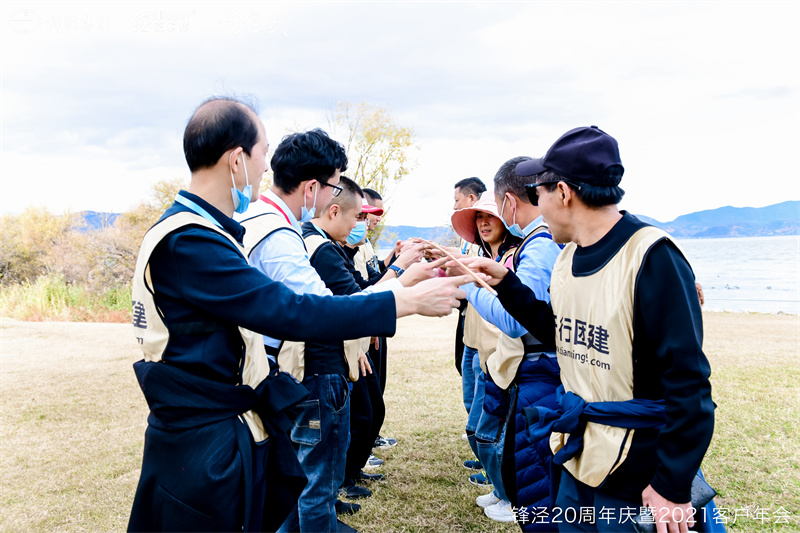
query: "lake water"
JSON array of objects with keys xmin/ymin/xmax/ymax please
[
  {"xmin": 378, "ymin": 235, "xmax": 800, "ymax": 315},
  {"xmin": 677, "ymin": 235, "xmax": 799, "ymax": 315}
]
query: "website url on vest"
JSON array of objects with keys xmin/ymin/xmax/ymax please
[{"xmin": 557, "ymin": 346, "xmax": 611, "ymax": 370}]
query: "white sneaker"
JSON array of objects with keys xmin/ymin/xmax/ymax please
[
  {"xmin": 484, "ymin": 500, "xmax": 515, "ymax": 523},
  {"xmin": 461, "ymin": 433, "xmax": 468, "ymax": 441},
  {"xmin": 476, "ymin": 492, "xmax": 501, "ymax": 509}
]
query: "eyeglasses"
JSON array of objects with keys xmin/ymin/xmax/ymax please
[
  {"xmin": 318, "ymin": 180, "xmax": 343, "ymax": 197},
  {"xmin": 524, "ymin": 180, "xmax": 582, "ymax": 206}
]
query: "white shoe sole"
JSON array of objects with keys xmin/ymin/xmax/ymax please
[
  {"xmin": 476, "ymin": 494, "xmax": 500, "ymax": 508},
  {"xmin": 484, "ymin": 502, "xmax": 516, "ymax": 522}
]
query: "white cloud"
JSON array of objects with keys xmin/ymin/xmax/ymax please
[{"xmin": 1, "ymin": 0, "xmax": 798, "ymax": 224}]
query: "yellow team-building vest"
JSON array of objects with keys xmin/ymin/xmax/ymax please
[
  {"xmin": 486, "ymin": 225, "xmax": 551, "ymax": 390},
  {"xmin": 132, "ymin": 212, "xmax": 270, "ymax": 442},
  {"xmin": 548, "ymin": 225, "xmax": 675, "ymax": 487},
  {"xmin": 240, "ymin": 213, "xmax": 361, "ymax": 383}
]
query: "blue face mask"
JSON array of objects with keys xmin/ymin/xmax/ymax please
[
  {"xmin": 300, "ymin": 182, "xmax": 318, "ymax": 223},
  {"xmin": 346, "ymin": 220, "xmax": 367, "ymax": 245},
  {"xmin": 500, "ymin": 196, "xmax": 525, "ymax": 239},
  {"xmin": 229, "ymin": 152, "xmax": 252, "ymax": 214}
]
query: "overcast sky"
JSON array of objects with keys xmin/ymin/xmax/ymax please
[{"xmin": 2, "ymin": 1, "xmax": 798, "ymax": 227}]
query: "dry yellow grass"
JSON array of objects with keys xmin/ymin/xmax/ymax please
[{"xmin": 0, "ymin": 311, "xmax": 797, "ymax": 531}]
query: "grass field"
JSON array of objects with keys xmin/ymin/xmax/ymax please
[{"xmin": 0, "ymin": 311, "xmax": 798, "ymax": 532}]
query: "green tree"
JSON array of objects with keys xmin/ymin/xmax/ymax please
[{"xmin": 328, "ymin": 100, "xmax": 417, "ymax": 244}]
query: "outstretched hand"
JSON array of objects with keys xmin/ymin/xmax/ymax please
[
  {"xmin": 445, "ymin": 256, "xmax": 509, "ymax": 287},
  {"xmin": 394, "ymin": 273, "xmax": 484, "ymax": 318},
  {"xmin": 399, "ymin": 257, "xmax": 448, "ymax": 287}
]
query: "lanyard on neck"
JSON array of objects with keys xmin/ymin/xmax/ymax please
[
  {"xmin": 174, "ymin": 194, "xmax": 224, "ymax": 229},
  {"xmin": 310, "ymin": 222, "xmax": 328, "ymax": 240},
  {"xmin": 260, "ymin": 194, "xmax": 292, "ymax": 226}
]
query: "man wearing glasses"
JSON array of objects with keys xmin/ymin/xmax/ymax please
[
  {"xmin": 239, "ymin": 130, "xmax": 424, "ymax": 532},
  {"xmin": 460, "ymin": 126, "xmax": 715, "ymax": 533},
  {"xmin": 238, "ymin": 129, "xmax": 348, "ymax": 368}
]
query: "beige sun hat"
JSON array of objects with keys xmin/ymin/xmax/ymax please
[{"xmin": 450, "ymin": 192, "xmax": 501, "ymax": 244}]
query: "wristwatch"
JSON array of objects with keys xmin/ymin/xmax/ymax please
[{"xmin": 387, "ymin": 264, "xmax": 405, "ymax": 277}]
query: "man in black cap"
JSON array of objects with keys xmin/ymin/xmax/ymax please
[{"xmin": 456, "ymin": 126, "xmax": 716, "ymax": 533}]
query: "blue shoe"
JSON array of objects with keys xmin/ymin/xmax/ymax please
[
  {"xmin": 462, "ymin": 459, "xmax": 482, "ymax": 471},
  {"xmin": 469, "ymin": 471, "xmax": 492, "ymax": 486}
]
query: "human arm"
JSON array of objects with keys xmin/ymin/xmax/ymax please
[
  {"xmin": 636, "ymin": 240, "xmax": 715, "ymax": 510},
  {"xmin": 381, "ymin": 239, "xmax": 404, "ymax": 269},
  {"xmin": 155, "ymin": 228, "xmax": 398, "ymax": 341},
  {"xmin": 306, "ymin": 235, "xmax": 468, "ymax": 316},
  {"xmin": 462, "ymin": 237, "xmax": 559, "ymax": 338}
]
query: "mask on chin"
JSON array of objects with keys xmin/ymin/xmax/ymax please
[
  {"xmin": 229, "ymin": 152, "xmax": 252, "ymax": 215},
  {"xmin": 500, "ymin": 196, "xmax": 525, "ymax": 239}
]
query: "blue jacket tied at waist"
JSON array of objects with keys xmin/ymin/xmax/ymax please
[{"xmin": 523, "ymin": 385, "xmax": 666, "ymax": 466}]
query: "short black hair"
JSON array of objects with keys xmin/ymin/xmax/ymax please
[
  {"xmin": 183, "ymin": 97, "xmax": 260, "ymax": 173},
  {"xmin": 363, "ymin": 188, "xmax": 382, "ymax": 203},
  {"xmin": 536, "ymin": 169, "xmax": 625, "ymax": 207},
  {"xmin": 271, "ymin": 129, "xmax": 349, "ymax": 194},
  {"xmin": 454, "ymin": 177, "xmax": 486, "ymax": 197},
  {"xmin": 325, "ymin": 175, "xmax": 363, "ymax": 213},
  {"xmin": 494, "ymin": 156, "xmax": 533, "ymax": 203}
]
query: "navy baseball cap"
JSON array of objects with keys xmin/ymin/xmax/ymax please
[{"xmin": 515, "ymin": 126, "xmax": 624, "ymax": 185}]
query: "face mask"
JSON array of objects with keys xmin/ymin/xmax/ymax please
[
  {"xmin": 229, "ymin": 152, "xmax": 252, "ymax": 214},
  {"xmin": 500, "ymin": 196, "xmax": 525, "ymax": 239},
  {"xmin": 346, "ymin": 221, "xmax": 367, "ymax": 245},
  {"xmin": 300, "ymin": 182, "xmax": 318, "ymax": 223}
]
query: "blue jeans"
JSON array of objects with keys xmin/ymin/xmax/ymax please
[
  {"xmin": 278, "ymin": 374, "xmax": 350, "ymax": 533},
  {"xmin": 461, "ymin": 346, "xmax": 479, "ymax": 413},
  {"xmin": 470, "ymin": 383, "xmax": 516, "ymax": 503},
  {"xmin": 465, "ymin": 353, "xmax": 484, "ymax": 461}
]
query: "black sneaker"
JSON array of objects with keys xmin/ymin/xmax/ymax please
[
  {"xmin": 335, "ymin": 499, "xmax": 361, "ymax": 515},
  {"xmin": 339, "ymin": 483, "xmax": 372, "ymax": 499},
  {"xmin": 358, "ymin": 470, "xmax": 385, "ymax": 482}
]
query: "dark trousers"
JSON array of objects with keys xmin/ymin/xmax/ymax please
[
  {"xmin": 368, "ymin": 337, "xmax": 388, "ymax": 395},
  {"xmin": 555, "ymin": 469, "xmax": 639, "ymax": 532},
  {"xmin": 345, "ymin": 355, "xmax": 385, "ymax": 482}
]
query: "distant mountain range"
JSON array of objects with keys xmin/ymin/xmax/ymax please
[
  {"xmin": 78, "ymin": 201, "xmax": 799, "ymax": 242},
  {"xmin": 376, "ymin": 200, "xmax": 799, "ymax": 247},
  {"xmin": 80, "ymin": 211, "xmax": 120, "ymax": 231}
]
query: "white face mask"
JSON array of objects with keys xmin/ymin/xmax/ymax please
[
  {"xmin": 300, "ymin": 182, "xmax": 318, "ymax": 223},
  {"xmin": 229, "ymin": 152, "xmax": 252, "ymax": 214}
]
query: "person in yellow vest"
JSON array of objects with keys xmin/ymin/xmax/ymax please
[
  {"xmin": 292, "ymin": 176, "xmax": 441, "ymax": 532},
  {"xmin": 128, "ymin": 97, "xmax": 472, "ymax": 533},
  {"xmin": 458, "ymin": 126, "xmax": 716, "ymax": 533},
  {"xmin": 358, "ymin": 189, "xmax": 401, "ymax": 456},
  {"xmin": 452, "ymin": 177, "xmax": 491, "ymax": 479},
  {"xmin": 451, "ymin": 190, "xmax": 531, "ymax": 522},
  {"xmin": 455, "ymin": 158, "xmax": 563, "ymax": 528}
]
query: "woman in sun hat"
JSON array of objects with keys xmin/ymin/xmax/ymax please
[{"xmin": 451, "ymin": 192, "xmax": 521, "ymax": 522}]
